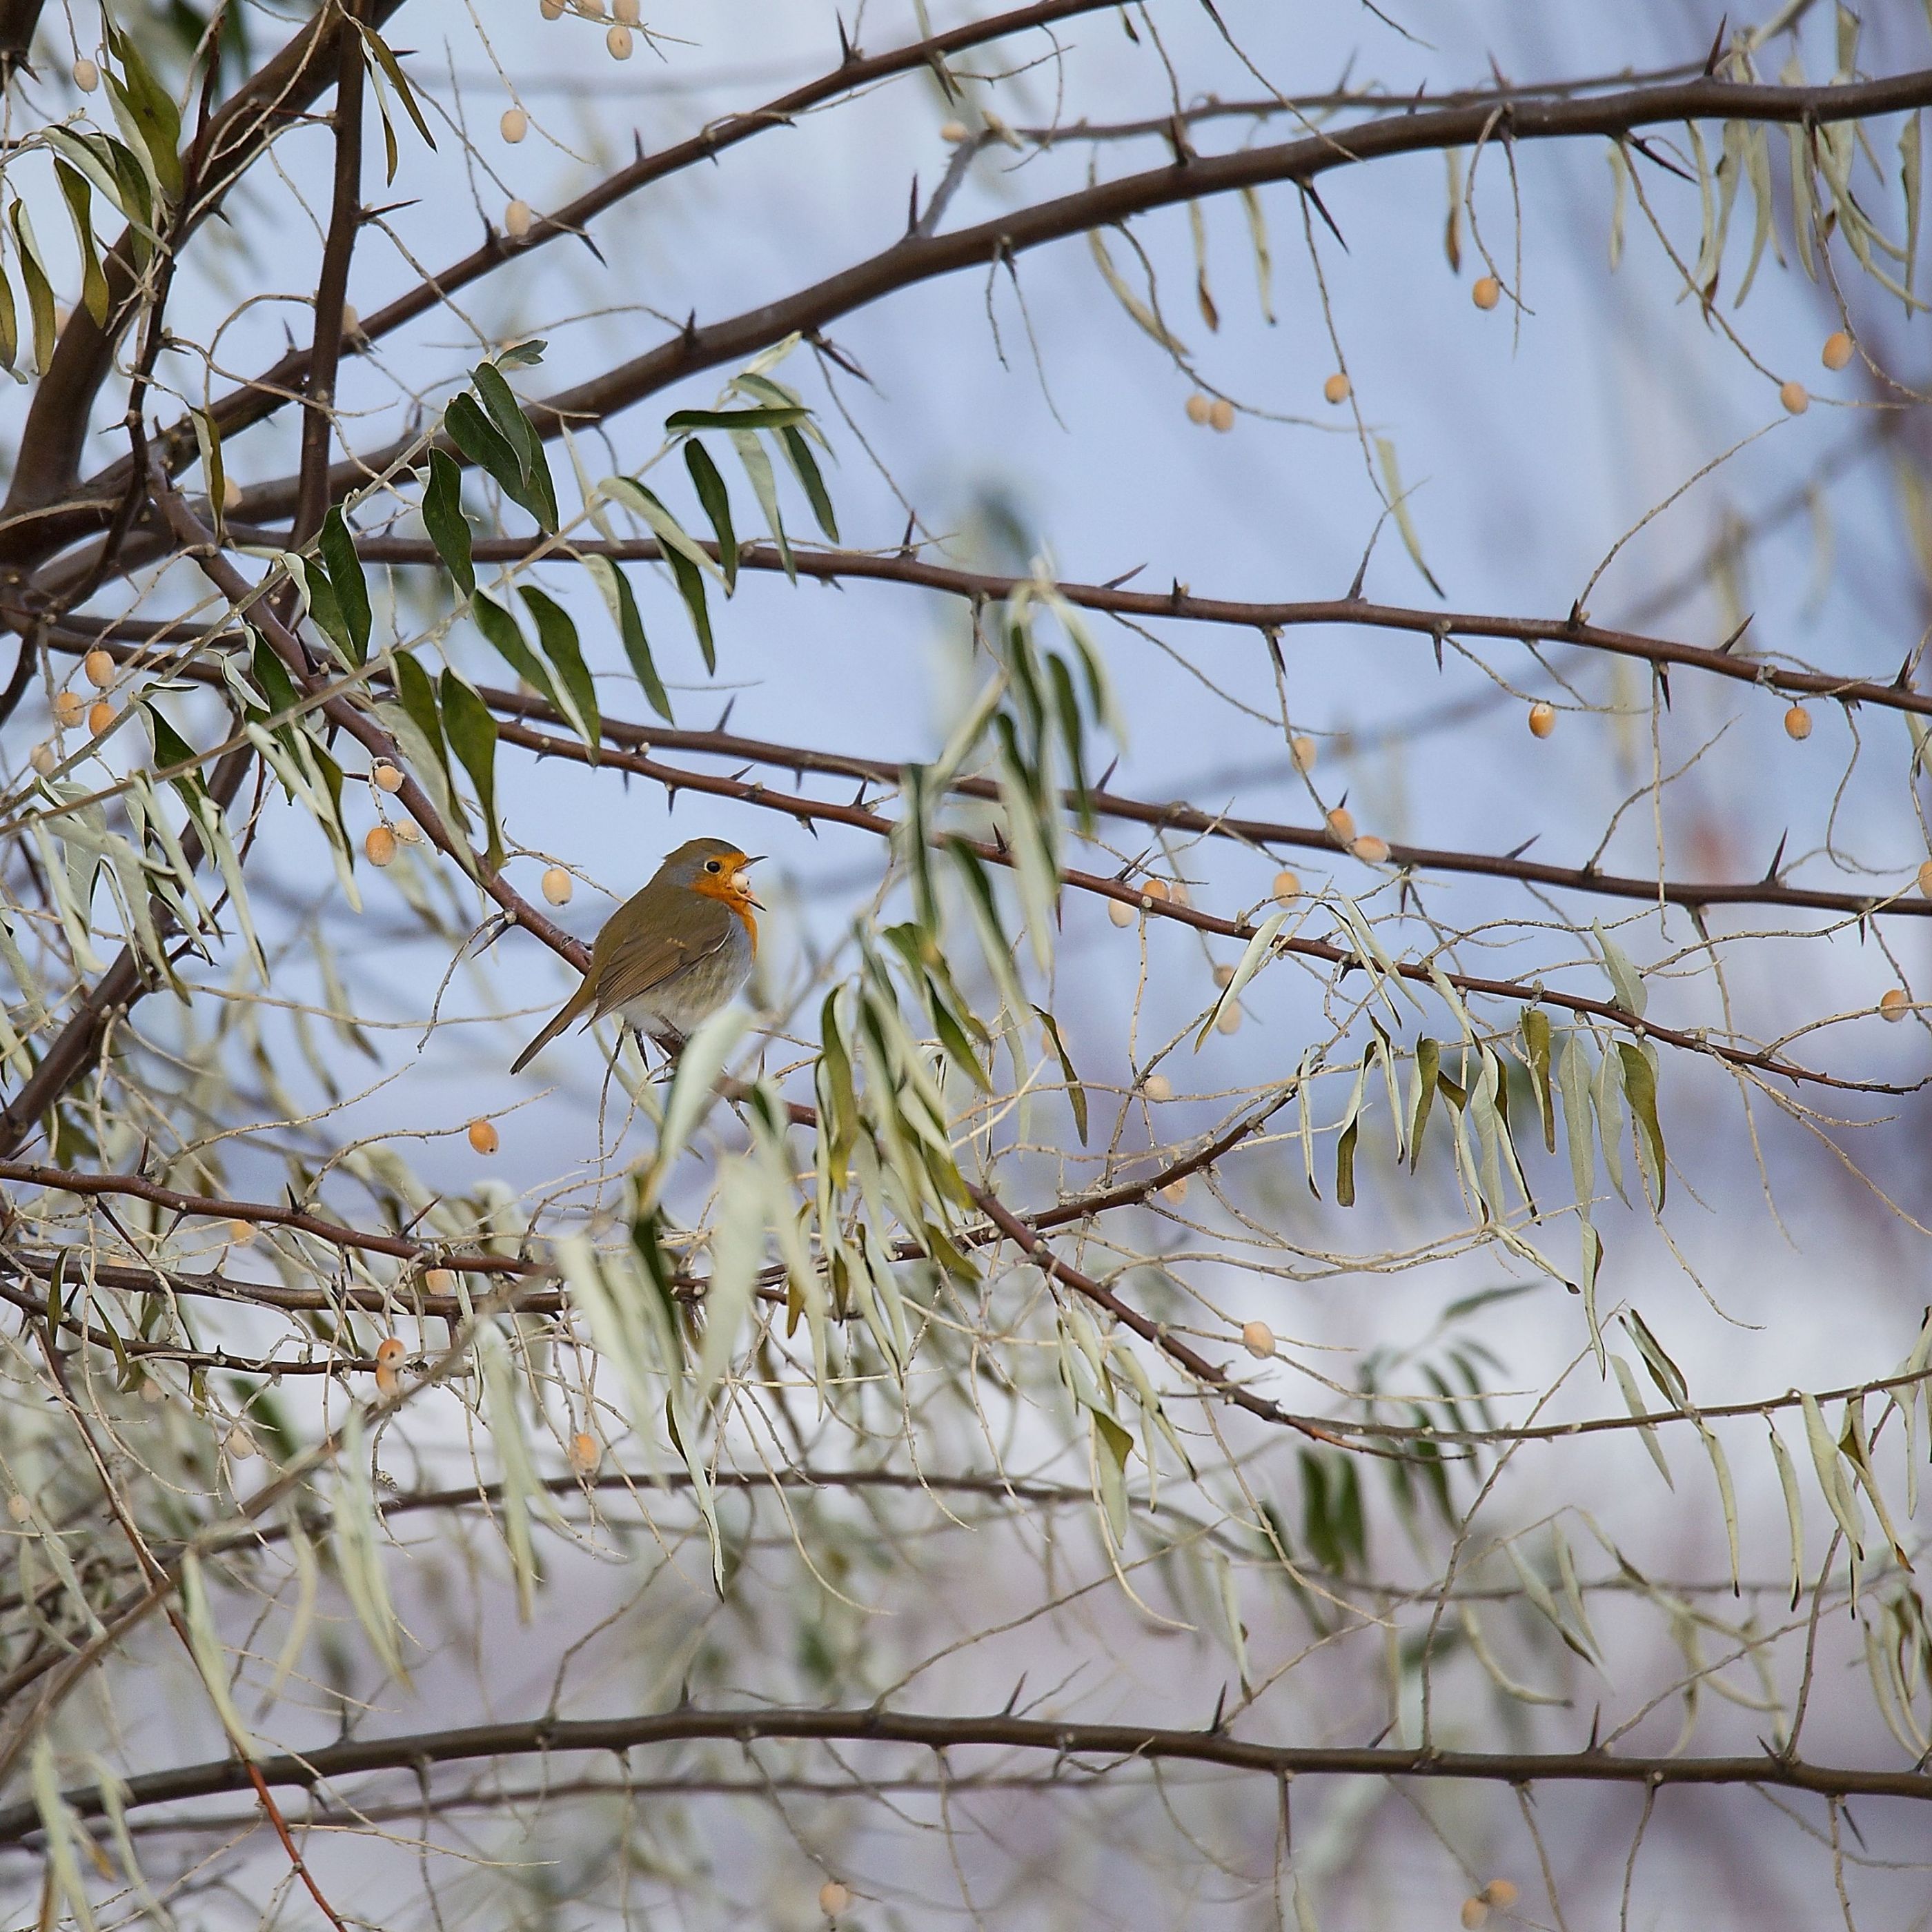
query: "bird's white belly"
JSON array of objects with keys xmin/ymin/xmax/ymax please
[{"xmin": 617, "ymin": 919, "xmax": 753, "ymax": 1039}]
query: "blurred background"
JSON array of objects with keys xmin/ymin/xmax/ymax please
[{"xmin": 4, "ymin": 1, "xmax": 1932, "ymax": 1926}]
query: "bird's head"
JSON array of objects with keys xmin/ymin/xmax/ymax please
[{"xmin": 664, "ymin": 836, "xmax": 763, "ymax": 911}]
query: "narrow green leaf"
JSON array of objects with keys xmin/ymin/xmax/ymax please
[
  {"xmin": 1408, "ymin": 1036, "xmax": 1440, "ymax": 1172},
  {"xmin": 684, "ymin": 439, "xmax": 738, "ymax": 591},
  {"xmin": 0, "ymin": 259, "xmax": 17, "ymax": 373},
  {"xmin": 666, "ymin": 405, "xmax": 808, "ymax": 432},
  {"xmin": 52, "ymin": 163, "xmax": 109, "ymax": 326},
  {"xmin": 1034, "ymin": 1005, "xmax": 1087, "ymax": 1143},
  {"xmin": 778, "ymin": 425, "xmax": 838, "ymax": 542},
  {"xmin": 362, "ymin": 28, "xmax": 437, "ymax": 150},
  {"xmin": 1522, "ymin": 1007, "xmax": 1555, "ymax": 1152},
  {"xmin": 1374, "ymin": 436, "xmax": 1443, "ymax": 597},
  {"xmin": 472, "ymin": 361, "xmax": 558, "ymax": 530},
  {"xmin": 9, "ymin": 201, "xmax": 57, "ymax": 373},
  {"xmin": 1616, "ymin": 1039, "xmax": 1666, "ymax": 1207},
  {"xmin": 727, "ymin": 428, "xmax": 793, "ymax": 580},
  {"xmin": 102, "ymin": 25, "xmax": 183, "ymax": 200},
  {"xmin": 440, "ymin": 671, "xmax": 502, "ymax": 869},
  {"xmin": 519, "ymin": 587, "xmax": 601, "ymax": 752},
  {"xmin": 666, "ymin": 546, "xmax": 715, "ymax": 671},
  {"xmin": 422, "ymin": 449, "xmax": 474, "ymax": 595},
  {"xmin": 473, "ymin": 593, "xmax": 559, "ymax": 710},
  {"xmin": 392, "ymin": 651, "xmax": 448, "ymax": 772},
  {"xmin": 582, "ymin": 554, "xmax": 672, "ymax": 721},
  {"xmin": 445, "ymin": 393, "xmax": 534, "ymax": 515},
  {"xmin": 319, "ymin": 508, "xmax": 371, "ymax": 664}
]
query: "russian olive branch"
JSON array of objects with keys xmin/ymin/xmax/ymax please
[
  {"xmin": 38, "ymin": 0, "xmax": 1127, "ymax": 556},
  {"xmin": 211, "ymin": 65, "xmax": 1932, "ymax": 528},
  {"xmin": 2, "ymin": 1704, "xmax": 1924, "ymax": 1847},
  {"xmin": 490, "ymin": 710, "xmax": 1909, "ymax": 1094},
  {"xmin": 343, "ymin": 533, "xmax": 1932, "ymax": 728}
]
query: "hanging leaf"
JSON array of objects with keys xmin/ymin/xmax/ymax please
[
  {"xmin": 1034, "ymin": 1005, "xmax": 1087, "ymax": 1143},
  {"xmin": 666, "ymin": 404, "xmax": 808, "ymax": 433},
  {"xmin": 583, "ymin": 553, "xmax": 672, "ymax": 721},
  {"xmin": 319, "ymin": 508, "xmax": 371, "ymax": 664},
  {"xmin": 9, "ymin": 201, "xmax": 57, "ymax": 373},
  {"xmin": 422, "ymin": 448, "xmax": 475, "ymax": 595},
  {"xmin": 473, "ymin": 593, "xmax": 560, "ymax": 711},
  {"xmin": 519, "ymin": 586, "xmax": 601, "ymax": 753},
  {"xmin": 52, "ymin": 162, "xmax": 110, "ymax": 327},
  {"xmin": 440, "ymin": 671, "xmax": 503, "ymax": 869},
  {"xmin": 683, "ymin": 439, "xmax": 739, "ymax": 591},
  {"xmin": 778, "ymin": 426, "xmax": 838, "ymax": 542}
]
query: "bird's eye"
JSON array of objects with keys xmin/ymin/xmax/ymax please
[{"xmin": 706, "ymin": 860, "xmax": 721, "ymax": 872}]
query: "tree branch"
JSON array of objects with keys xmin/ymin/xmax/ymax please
[
  {"xmin": 5, "ymin": 1704, "xmax": 1923, "ymax": 1844},
  {"xmin": 223, "ymin": 66, "xmax": 1932, "ymax": 525}
]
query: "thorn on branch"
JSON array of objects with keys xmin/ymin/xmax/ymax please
[
  {"xmin": 1717, "ymin": 613, "xmax": 1754, "ymax": 653},
  {"xmin": 1298, "ymin": 179, "xmax": 1349, "ymax": 253}
]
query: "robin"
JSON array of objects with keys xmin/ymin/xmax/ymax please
[{"xmin": 511, "ymin": 836, "xmax": 762, "ymax": 1072}]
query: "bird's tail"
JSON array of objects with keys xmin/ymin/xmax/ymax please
[{"xmin": 510, "ymin": 980, "xmax": 594, "ymax": 1074}]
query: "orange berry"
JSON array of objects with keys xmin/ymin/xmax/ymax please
[
  {"xmin": 1527, "ymin": 700, "xmax": 1556, "ymax": 738},
  {"xmin": 1290, "ymin": 734, "xmax": 1318, "ymax": 771},
  {"xmin": 1208, "ymin": 397, "xmax": 1235, "ymax": 433},
  {"xmin": 818, "ymin": 1880, "xmax": 851, "ymax": 1919},
  {"xmin": 607, "ymin": 23, "xmax": 633, "ymax": 57},
  {"xmin": 1350, "ymin": 834, "xmax": 1390, "ymax": 864},
  {"xmin": 29, "ymin": 743, "xmax": 57, "ymax": 775},
  {"xmin": 540, "ymin": 0, "xmax": 565, "ymax": 16},
  {"xmin": 1106, "ymin": 895, "xmax": 1135, "ymax": 927},
  {"xmin": 500, "ymin": 106, "xmax": 529, "ymax": 143},
  {"xmin": 1322, "ymin": 372, "xmax": 1350, "ymax": 405},
  {"xmin": 1215, "ymin": 1003, "xmax": 1242, "ymax": 1034},
  {"xmin": 86, "ymin": 701, "xmax": 114, "ymax": 737},
  {"xmin": 1271, "ymin": 869, "xmax": 1301, "ymax": 904},
  {"xmin": 1918, "ymin": 859, "xmax": 1932, "ymax": 900},
  {"xmin": 394, "ymin": 820, "xmax": 422, "ymax": 845},
  {"xmin": 542, "ymin": 865, "xmax": 573, "ymax": 905},
  {"xmin": 1160, "ymin": 1174, "xmax": 1189, "ymax": 1205},
  {"xmin": 220, "ymin": 473, "xmax": 244, "ymax": 513},
  {"xmin": 364, "ymin": 825, "xmax": 397, "ymax": 866},
  {"xmin": 82, "ymin": 648, "xmax": 115, "ymax": 689},
  {"xmin": 1880, "ymin": 987, "xmax": 1910, "ymax": 1022},
  {"xmin": 224, "ymin": 1425, "xmax": 258, "ymax": 1460},
  {"xmin": 1169, "ymin": 881, "xmax": 1192, "ymax": 908},
  {"xmin": 372, "ymin": 760, "xmax": 404, "ymax": 791},
  {"xmin": 1212, "ymin": 963, "xmax": 1236, "ymax": 989},
  {"xmin": 1241, "ymin": 1319, "xmax": 1275, "ymax": 1358},
  {"xmin": 1184, "ymin": 393, "xmax": 1212, "ymax": 425},
  {"xmin": 940, "ymin": 119, "xmax": 969, "ymax": 142},
  {"xmin": 375, "ymin": 1337, "xmax": 406, "ymax": 1370},
  {"xmin": 1140, "ymin": 877, "xmax": 1170, "ymax": 907},
  {"xmin": 1143, "ymin": 1072, "xmax": 1173, "ymax": 1103},
  {"xmin": 1821, "ymin": 331, "xmax": 1853, "ymax": 371},
  {"xmin": 467, "ymin": 1116, "xmax": 500, "ymax": 1156},
  {"xmin": 72, "ymin": 56, "xmax": 99, "ymax": 92},
  {"xmin": 1783, "ymin": 704, "xmax": 1812, "ymax": 740},
  {"xmin": 52, "ymin": 689, "xmax": 84, "ymax": 728},
  {"xmin": 1479, "ymin": 1880, "xmax": 1519, "ymax": 1909},
  {"xmin": 424, "ymin": 1267, "xmax": 455, "ymax": 1295},
  {"xmin": 1461, "ymin": 1902, "xmax": 1490, "ymax": 1931},
  {"xmin": 1779, "ymin": 379, "xmax": 1809, "ymax": 415},
  {"xmin": 505, "ymin": 198, "xmax": 533, "ymax": 241},
  {"xmin": 569, "ymin": 1430, "xmax": 602, "ymax": 1474},
  {"xmin": 1472, "ymin": 275, "xmax": 1501, "ymax": 310},
  {"xmin": 1325, "ymin": 805, "xmax": 1356, "ymax": 844},
  {"xmin": 5, "ymin": 1493, "xmax": 30, "ymax": 1521},
  {"xmin": 226, "ymin": 1219, "xmax": 256, "ymax": 1245}
]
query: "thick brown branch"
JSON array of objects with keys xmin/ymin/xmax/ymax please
[
  {"xmin": 226, "ymin": 66, "xmax": 1932, "ymax": 524},
  {"xmin": 473, "ymin": 679, "xmax": 1932, "ymax": 922},
  {"xmin": 348, "ymin": 533, "xmax": 1932, "ymax": 726},
  {"xmin": 4, "ymin": 1704, "xmax": 1923, "ymax": 1844},
  {"xmin": 0, "ymin": 0, "xmax": 404, "ymax": 537}
]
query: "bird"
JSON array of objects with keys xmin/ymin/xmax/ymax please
[{"xmin": 511, "ymin": 836, "xmax": 762, "ymax": 1074}]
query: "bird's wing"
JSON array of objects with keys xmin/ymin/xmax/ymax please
[{"xmin": 587, "ymin": 893, "xmax": 736, "ymax": 1018}]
